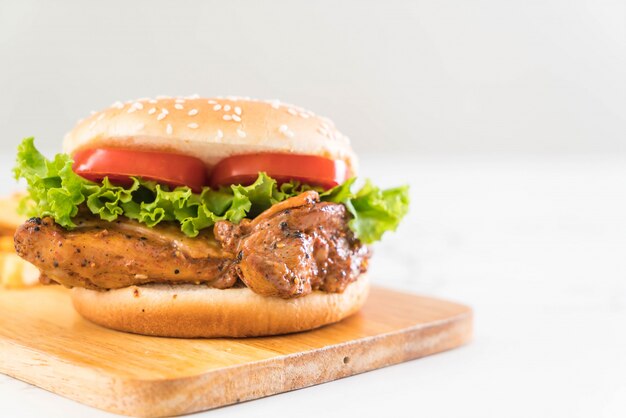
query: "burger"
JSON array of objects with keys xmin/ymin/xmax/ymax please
[{"xmin": 13, "ymin": 96, "xmax": 409, "ymax": 337}]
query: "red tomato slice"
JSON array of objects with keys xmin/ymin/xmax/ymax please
[
  {"xmin": 72, "ymin": 148, "xmax": 207, "ymax": 192},
  {"xmin": 210, "ymin": 153, "xmax": 349, "ymax": 190}
]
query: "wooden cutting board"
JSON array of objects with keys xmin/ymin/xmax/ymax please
[{"xmin": 0, "ymin": 285, "xmax": 472, "ymax": 417}]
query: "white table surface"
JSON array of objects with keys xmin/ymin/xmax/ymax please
[{"xmin": 1, "ymin": 153, "xmax": 625, "ymax": 418}]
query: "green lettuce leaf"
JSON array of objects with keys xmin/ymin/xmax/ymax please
[
  {"xmin": 14, "ymin": 138, "xmax": 409, "ymax": 243},
  {"xmin": 14, "ymin": 138, "xmax": 86, "ymax": 227},
  {"xmin": 322, "ymin": 179, "xmax": 410, "ymax": 243}
]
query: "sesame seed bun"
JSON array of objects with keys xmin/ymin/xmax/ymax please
[
  {"xmin": 63, "ymin": 96, "xmax": 357, "ymax": 174},
  {"xmin": 71, "ymin": 276, "xmax": 369, "ymax": 338}
]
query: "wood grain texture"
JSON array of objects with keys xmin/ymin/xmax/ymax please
[{"xmin": 0, "ymin": 286, "xmax": 472, "ymax": 417}]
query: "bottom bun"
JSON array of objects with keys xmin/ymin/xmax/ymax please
[{"xmin": 71, "ymin": 276, "xmax": 369, "ymax": 338}]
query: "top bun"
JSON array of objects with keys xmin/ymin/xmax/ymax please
[{"xmin": 63, "ymin": 96, "xmax": 357, "ymax": 174}]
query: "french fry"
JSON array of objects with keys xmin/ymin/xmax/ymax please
[
  {"xmin": 0, "ymin": 192, "xmax": 26, "ymax": 232},
  {"xmin": 0, "ymin": 252, "xmax": 40, "ymax": 288},
  {"xmin": 0, "ymin": 236, "xmax": 14, "ymax": 252},
  {"xmin": 0, "ymin": 192, "xmax": 40, "ymax": 289}
]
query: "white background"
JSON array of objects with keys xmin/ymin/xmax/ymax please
[
  {"xmin": 1, "ymin": 1, "xmax": 626, "ymax": 417},
  {"xmin": 1, "ymin": 0, "xmax": 625, "ymax": 155}
]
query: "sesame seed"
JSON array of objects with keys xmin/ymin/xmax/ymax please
[
  {"xmin": 166, "ymin": 123, "xmax": 173, "ymax": 134},
  {"xmin": 148, "ymin": 99, "xmax": 158, "ymax": 104},
  {"xmin": 234, "ymin": 106, "xmax": 242, "ymax": 115},
  {"xmin": 237, "ymin": 128, "xmax": 246, "ymax": 138},
  {"xmin": 186, "ymin": 94, "xmax": 200, "ymax": 99},
  {"xmin": 127, "ymin": 107, "xmax": 137, "ymax": 113},
  {"xmin": 148, "ymin": 108, "xmax": 157, "ymax": 115},
  {"xmin": 135, "ymin": 122, "xmax": 145, "ymax": 130},
  {"xmin": 175, "ymin": 98, "xmax": 185, "ymax": 104},
  {"xmin": 133, "ymin": 102, "xmax": 144, "ymax": 110},
  {"xmin": 279, "ymin": 124, "xmax": 294, "ymax": 138},
  {"xmin": 223, "ymin": 104, "xmax": 231, "ymax": 111},
  {"xmin": 270, "ymin": 100, "xmax": 280, "ymax": 109},
  {"xmin": 213, "ymin": 104, "xmax": 222, "ymax": 111},
  {"xmin": 208, "ymin": 100, "xmax": 217, "ymax": 104},
  {"xmin": 174, "ymin": 103, "xmax": 184, "ymax": 110},
  {"xmin": 232, "ymin": 114, "xmax": 241, "ymax": 122},
  {"xmin": 97, "ymin": 113, "xmax": 105, "ymax": 121},
  {"xmin": 223, "ymin": 114, "xmax": 232, "ymax": 121},
  {"xmin": 188, "ymin": 109, "xmax": 198, "ymax": 116},
  {"xmin": 90, "ymin": 110, "xmax": 96, "ymax": 115},
  {"xmin": 299, "ymin": 112, "xmax": 310, "ymax": 118},
  {"xmin": 88, "ymin": 121, "xmax": 96, "ymax": 129},
  {"xmin": 112, "ymin": 101, "xmax": 124, "ymax": 109},
  {"xmin": 287, "ymin": 108, "xmax": 298, "ymax": 116},
  {"xmin": 161, "ymin": 109, "xmax": 169, "ymax": 115},
  {"xmin": 157, "ymin": 113, "xmax": 167, "ymax": 121},
  {"xmin": 216, "ymin": 129, "xmax": 223, "ymax": 139},
  {"xmin": 188, "ymin": 123, "xmax": 199, "ymax": 129}
]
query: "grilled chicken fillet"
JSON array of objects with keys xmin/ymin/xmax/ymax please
[
  {"xmin": 14, "ymin": 216, "xmax": 237, "ymax": 290},
  {"xmin": 14, "ymin": 192, "xmax": 370, "ymax": 298}
]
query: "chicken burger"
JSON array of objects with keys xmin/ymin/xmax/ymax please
[{"xmin": 13, "ymin": 96, "xmax": 409, "ymax": 337}]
